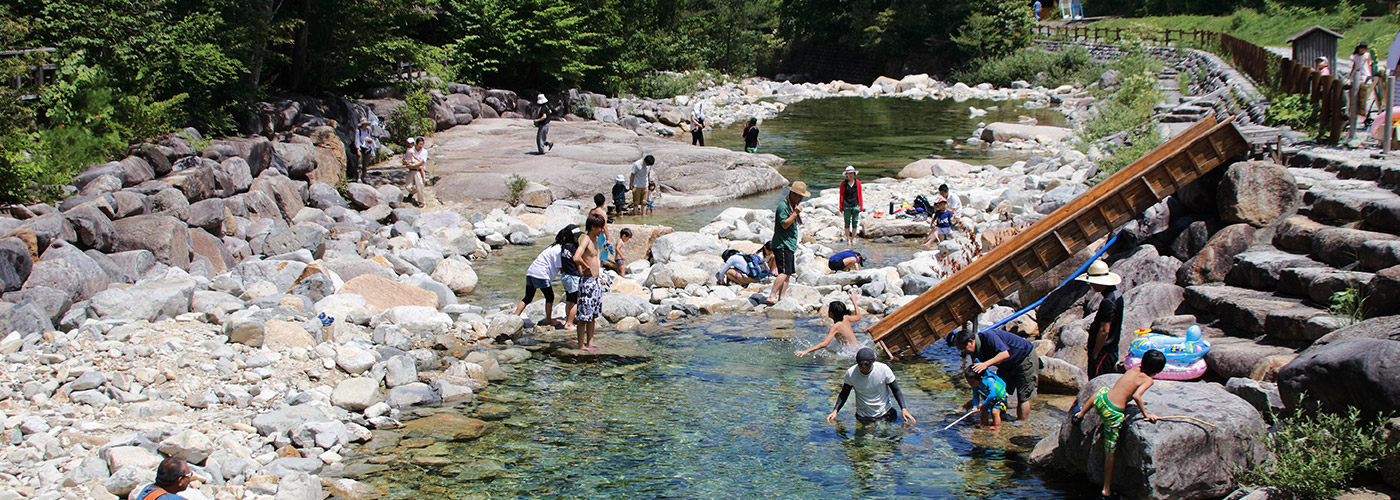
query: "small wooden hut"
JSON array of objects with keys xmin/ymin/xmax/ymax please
[{"xmin": 1287, "ymin": 26, "xmax": 1343, "ymax": 71}]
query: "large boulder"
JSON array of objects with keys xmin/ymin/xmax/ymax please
[
  {"xmin": 263, "ymin": 223, "xmax": 328, "ymax": 259},
  {"xmin": 89, "ymin": 277, "xmax": 197, "ymax": 322},
  {"xmin": 650, "ymin": 232, "xmax": 723, "ymax": 264},
  {"xmin": 112, "ymin": 215, "xmax": 192, "ymax": 269},
  {"xmin": 63, "ymin": 205, "xmax": 116, "ymax": 252},
  {"xmin": 1057, "ymin": 376, "xmax": 1268, "ymax": 499},
  {"xmin": 1038, "ymin": 356, "xmax": 1087, "ymax": 394},
  {"xmin": 896, "ymin": 159, "xmax": 975, "ymax": 179},
  {"xmin": 0, "ymin": 300, "xmax": 53, "ymax": 336},
  {"xmin": 981, "ymin": 122, "xmax": 1072, "ymax": 143},
  {"xmin": 1277, "ymin": 338, "xmax": 1400, "ymax": 415},
  {"xmin": 215, "ymin": 157, "xmax": 254, "ymax": 196},
  {"xmin": 429, "ymin": 259, "xmax": 477, "ymax": 294},
  {"xmin": 609, "ymin": 224, "xmax": 673, "ymax": 262},
  {"xmin": 1177, "ymin": 224, "xmax": 1256, "ymax": 286},
  {"xmin": 1217, "ymin": 162, "xmax": 1297, "ymax": 227},
  {"xmin": 339, "ymin": 275, "xmax": 439, "ymax": 314},
  {"xmin": 0, "ymin": 239, "xmax": 33, "ymax": 292},
  {"xmin": 12, "ymin": 212, "xmax": 76, "ymax": 253},
  {"xmin": 24, "ymin": 241, "xmax": 110, "ymax": 302}
]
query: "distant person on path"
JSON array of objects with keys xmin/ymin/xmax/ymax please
[
  {"xmin": 839, "ymin": 166, "xmax": 863, "ymax": 244},
  {"xmin": 826, "ymin": 348, "xmax": 916, "ymax": 427},
  {"xmin": 512, "ymin": 232, "xmax": 565, "ymax": 327},
  {"xmin": 953, "ymin": 325, "xmax": 1038, "ymax": 422},
  {"xmin": 768, "ymin": 181, "xmax": 809, "ymax": 304},
  {"xmin": 353, "ymin": 120, "xmax": 378, "ymax": 183},
  {"xmin": 939, "ymin": 184, "xmax": 962, "ymax": 213},
  {"xmin": 612, "ymin": 175, "xmax": 629, "ymax": 217},
  {"xmin": 690, "ymin": 102, "xmax": 707, "ymax": 146},
  {"xmin": 1032, "ymin": 0, "xmax": 1042, "ymax": 21},
  {"xmin": 1351, "ymin": 43, "xmax": 1374, "ymax": 127},
  {"xmin": 796, "ymin": 291, "xmax": 864, "ymax": 357},
  {"xmin": 1079, "ymin": 259, "xmax": 1124, "ymax": 379},
  {"xmin": 534, "ymin": 94, "xmax": 553, "ymax": 154},
  {"xmin": 1316, "ymin": 56, "xmax": 1330, "ymax": 77},
  {"xmin": 558, "ymin": 225, "xmax": 583, "ymax": 331},
  {"xmin": 601, "ymin": 228, "xmax": 631, "ymax": 278},
  {"xmin": 1072, "ymin": 349, "xmax": 1165, "ymax": 500},
  {"xmin": 718, "ymin": 244, "xmax": 774, "ymax": 285},
  {"xmin": 743, "ymin": 117, "xmax": 761, "ymax": 153},
  {"xmin": 964, "ymin": 367, "xmax": 1008, "ymax": 429},
  {"xmin": 137, "ymin": 457, "xmax": 192, "ymax": 500},
  {"xmin": 629, "ymin": 154, "xmax": 655, "ymax": 215},
  {"xmin": 574, "ymin": 213, "xmax": 607, "ymax": 351},
  {"xmin": 403, "ymin": 137, "xmax": 428, "ymax": 207},
  {"xmin": 828, "ymin": 249, "xmax": 865, "ymax": 272}
]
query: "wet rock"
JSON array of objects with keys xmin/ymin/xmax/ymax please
[
  {"xmin": 1218, "ymin": 162, "xmax": 1297, "ymax": 227},
  {"xmin": 1057, "ymin": 376, "xmax": 1268, "ymax": 499},
  {"xmin": 1278, "ymin": 338, "xmax": 1400, "ymax": 415},
  {"xmin": 400, "ymin": 413, "xmax": 490, "ymax": 441}
]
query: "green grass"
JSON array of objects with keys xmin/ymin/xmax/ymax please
[{"xmin": 1088, "ymin": 4, "xmax": 1397, "ymax": 59}]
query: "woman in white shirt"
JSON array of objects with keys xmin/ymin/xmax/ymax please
[{"xmin": 1352, "ymin": 43, "xmax": 1374, "ymax": 128}]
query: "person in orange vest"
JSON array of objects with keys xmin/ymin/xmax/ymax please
[{"xmin": 135, "ymin": 457, "xmax": 193, "ymax": 500}]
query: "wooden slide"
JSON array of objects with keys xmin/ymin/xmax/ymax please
[{"xmin": 868, "ymin": 115, "xmax": 1251, "ymax": 358}]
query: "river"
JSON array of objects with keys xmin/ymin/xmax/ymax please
[{"xmin": 362, "ymin": 96, "xmax": 1094, "ymax": 498}]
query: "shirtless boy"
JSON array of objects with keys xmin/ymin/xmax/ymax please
[
  {"xmin": 573, "ymin": 213, "xmax": 607, "ymax": 351},
  {"xmin": 796, "ymin": 291, "xmax": 863, "ymax": 357},
  {"xmin": 1072, "ymin": 349, "xmax": 1166, "ymax": 500}
]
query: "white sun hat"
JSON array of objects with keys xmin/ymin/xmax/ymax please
[
  {"xmin": 1076, "ymin": 259, "xmax": 1122, "ymax": 286},
  {"xmin": 537, "ymin": 94, "xmax": 548, "ymax": 104},
  {"xmin": 844, "ymin": 166, "xmax": 857, "ymax": 174}
]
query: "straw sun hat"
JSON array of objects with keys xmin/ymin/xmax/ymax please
[{"xmin": 1076, "ymin": 259, "xmax": 1122, "ymax": 286}]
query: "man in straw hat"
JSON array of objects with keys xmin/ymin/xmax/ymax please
[
  {"xmin": 768, "ymin": 180, "xmax": 809, "ymax": 304},
  {"xmin": 1078, "ymin": 259, "xmax": 1124, "ymax": 379},
  {"xmin": 533, "ymin": 94, "xmax": 553, "ymax": 154}
]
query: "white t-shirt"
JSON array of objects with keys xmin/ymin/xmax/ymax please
[
  {"xmin": 843, "ymin": 362, "xmax": 896, "ymax": 417},
  {"xmin": 526, "ymin": 245, "xmax": 563, "ymax": 281},
  {"xmin": 404, "ymin": 146, "xmax": 427, "ymax": 167},
  {"xmin": 630, "ymin": 159, "xmax": 651, "ymax": 188},
  {"xmin": 1353, "ymin": 52, "xmax": 1373, "ymax": 81},
  {"xmin": 944, "ymin": 192, "xmax": 963, "ymax": 212}
]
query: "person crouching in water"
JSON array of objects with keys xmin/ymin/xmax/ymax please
[
  {"xmin": 796, "ymin": 291, "xmax": 863, "ymax": 357},
  {"xmin": 826, "ymin": 348, "xmax": 916, "ymax": 427},
  {"xmin": 964, "ymin": 367, "xmax": 1009, "ymax": 429},
  {"xmin": 1072, "ymin": 349, "xmax": 1165, "ymax": 500}
]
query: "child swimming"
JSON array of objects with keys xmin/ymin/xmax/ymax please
[{"xmin": 795, "ymin": 291, "xmax": 863, "ymax": 357}]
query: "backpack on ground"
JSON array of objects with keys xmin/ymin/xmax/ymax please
[{"xmin": 913, "ymin": 194, "xmax": 933, "ymax": 214}]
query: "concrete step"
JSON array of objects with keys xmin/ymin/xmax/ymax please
[
  {"xmin": 1225, "ymin": 247, "xmax": 1327, "ymax": 290},
  {"xmin": 1185, "ymin": 284, "xmax": 1344, "ymax": 341},
  {"xmin": 1271, "ymin": 215, "xmax": 1400, "ymax": 268},
  {"xmin": 1276, "ymin": 267, "xmax": 1375, "ymax": 304}
]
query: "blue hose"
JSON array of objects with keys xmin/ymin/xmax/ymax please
[{"xmin": 937, "ymin": 231, "xmax": 1122, "ymax": 349}]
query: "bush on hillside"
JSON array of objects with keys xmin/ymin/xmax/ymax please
[{"xmin": 955, "ymin": 48, "xmax": 1103, "ymax": 88}]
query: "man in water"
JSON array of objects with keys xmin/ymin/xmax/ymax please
[
  {"xmin": 827, "ymin": 348, "xmax": 916, "ymax": 427},
  {"xmin": 953, "ymin": 325, "xmax": 1037, "ymax": 422}
]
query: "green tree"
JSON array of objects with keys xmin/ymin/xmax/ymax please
[
  {"xmin": 953, "ymin": 0, "xmax": 1035, "ymax": 60},
  {"xmin": 444, "ymin": 0, "xmax": 601, "ymax": 88}
]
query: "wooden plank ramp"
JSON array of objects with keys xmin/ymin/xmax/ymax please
[{"xmin": 868, "ymin": 116, "xmax": 1250, "ymax": 358}]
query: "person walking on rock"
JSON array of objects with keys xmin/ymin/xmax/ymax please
[
  {"xmin": 136, "ymin": 457, "xmax": 193, "ymax": 500},
  {"xmin": 1072, "ymin": 349, "xmax": 1165, "ymax": 500},
  {"xmin": 690, "ymin": 102, "xmax": 707, "ymax": 147},
  {"xmin": 534, "ymin": 94, "xmax": 553, "ymax": 154},
  {"xmin": 1079, "ymin": 259, "xmax": 1124, "ymax": 379},
  {"xmin": 353, "ymin": 120, "xmax": 377, "ymax": 183},
  {"xmin": 826, "ymin": 347, "xmax": 916, "ymax": 427},
  {"xmin": 403, "ymin": 137, "xmax": 428, "ymax": 207},
  {"xmin": 953, "ymin": 325, "xmax": 1038, "ymax": 422},
  {"xmin": 839, "ymin": 166, "xmax": 863, "ymax": 244},
  {"xmin": 743, "ymin": 117, "xmax": 761, "ymax": 153},
  {"xmin": 629, "ymin": 154, "xmax": 655, "ymax": 216},
  {"xmin": 768, "ymin": 181, "xmax": 808, "ymax": 304}
]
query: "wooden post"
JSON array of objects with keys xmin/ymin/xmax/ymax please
[{"xmin": 1385, "ymin": 71, "xmax": 1394, "ymax": 154}]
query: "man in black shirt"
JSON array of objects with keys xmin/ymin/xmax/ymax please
[{"xmin": 1077, "ymin": 259, "xmax": 1124, "ymax": 379}]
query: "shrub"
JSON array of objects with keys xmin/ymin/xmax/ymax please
[
  {"xmin": 506, "ymin": 174, "xmax": 529, "ymax": 206},
  {"xmin": 956, "ymin": 48, "xmax": 1105, "ymax": 88},
  {"xmin": 1266, "ymin": 94, "xmax": 1320, "ymax": 138},
  {"xmin": 387, "ymin": 86, "xmax": 435, "ymax": 146},
  {"xmin": 1236, "ymin": 405, "xmax": 1395, "ymax": 499},
  {"xmin": 1328, "ymin": 283, "xmax": 1367, "ymax": 327}
]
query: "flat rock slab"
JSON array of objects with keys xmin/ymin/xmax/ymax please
[
  {"xmin": 540, "ymin": 330, "xmax": 652, "ymax": 362},
  {"xmin": 428, "ymin": 119, "xmax": 787, "ymax": 208}
]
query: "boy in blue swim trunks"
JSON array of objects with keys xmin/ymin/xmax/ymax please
[
  {"xmin": 1072, "ymin": 349, "xmax": 1165, "ymax": 500},
  {"xmin": 964, "ymin": 367, "xmax": 1009, "ymax": 429}
]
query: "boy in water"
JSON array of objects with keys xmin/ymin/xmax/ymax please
[
  {"xmin": 1072, "ymin": 349, "xmax": 1166, "ymax": 500},
  {"xmin": 646, "ymin": 182, "xmax": 657, "ymax": 215},
  {"xmin": 964, "ymin": 367, "xmax": 1008, "ymax": 429},
  {"xmin": 573, "ymin": 213, "xmax": 607, "ymax": 351},
  {"xmin": 611, "ymin": 175, "xmax": 629, "ymax": 217},
  {"xmin": 796, "ymin": 291, "xmax": 863, "ymax": 357}
]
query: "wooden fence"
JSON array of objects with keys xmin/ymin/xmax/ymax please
[{"xmin": 1033, "ymin": 26, "xmax": 1350, "ymax": 144}]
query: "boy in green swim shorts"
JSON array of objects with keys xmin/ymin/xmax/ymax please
[{"xmin": 1071, "ymin": 349, "xmax": 1165, "ymax": 500}]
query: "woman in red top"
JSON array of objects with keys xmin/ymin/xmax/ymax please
[{"xmin": 839, "ymin": 166, "xmax": 863, "ymax": 245}]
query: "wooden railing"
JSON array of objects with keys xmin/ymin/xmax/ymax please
[{"xmin": 1033, "ymin": 26, "xmax": 1350, "ymax": 144}]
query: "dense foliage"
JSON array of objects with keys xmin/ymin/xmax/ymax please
[{"xmin": 1236, "ymin": 406, "xmax": 1396, "ymax": 499}]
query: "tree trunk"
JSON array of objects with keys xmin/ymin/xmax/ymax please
[{"xmin": 288, "ymin": 0, "xmax": 311, "ymax": 91}]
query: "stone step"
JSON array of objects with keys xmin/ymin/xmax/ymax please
[
  {"xmin": 1306, "ymin": 184, "xmax": 1400, "ymax": 232},
  {"xmin": 1185, "ymin": 284, "xmax": 1344, "ymax": 342},
  {"xmin": 1286, "ymin": 147, "xmax": 1400, "ymax": 186},
  {"xmin": 1203, "ymin": 336, "xmax": 1300, "ymax": 381},
  {"xmin": 1270, "ymin": 215, "xmax": 1400, "ymax": 268},
  {"xmin": 1224, "ymin": 247, "xmax": 1327, "ymax": 290},
  {"xmin": 1276, "ymin": 267, "xmax": 1375, "ymax": 304}
]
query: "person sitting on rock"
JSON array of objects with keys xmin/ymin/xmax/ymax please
[
  {"xmin": 1072, "ymin": 349, "xmax": 1165, "ymax": 500},
  {"xmin": 601, "ymin": 228, "xmax": 631, "ymax": 278},
  {"xmin": 920, "ymin": 197, "xmax": 962, "ymax": 246},
  {"xmin": 828, "ymin": 249, "xmax": 865, "ymax": 272},
  {"xmin": 953, "ymin": 322, "xmax": 1038, "ymax": 423},
  {"xmin": 718, "ymin": 244, "xmax": 774, "ymax": 285},
  {"xmin": 796, "ymin": 291, "xmax": 863, "ymax": 357},
  {"xmin": 136, "ymin": 457, "xmax": 193, "ymax": 500},
  {"xmin": 939, "ymin": 184, "xmax": 962, "ymax": 213}
]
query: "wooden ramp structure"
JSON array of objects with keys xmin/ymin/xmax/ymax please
[{"xmin": 869, "ymin": 116, "xmax": 1250, "ymax": 358}]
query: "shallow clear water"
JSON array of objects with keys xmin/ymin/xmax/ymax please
[{"xmin": 361, "ymin": 317, "xmax": 1095, "ymax": 499}]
